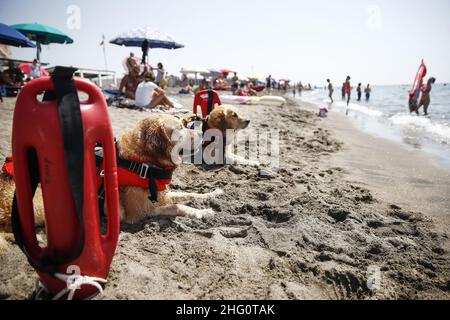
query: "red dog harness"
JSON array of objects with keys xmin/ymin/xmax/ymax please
[
  {"xmin": 95, "ymin": 144, "xmax": 174, "ymax": 204},
  {"xmin": 3, "ymin": 146, "xmax": 174, "ymax": 205}
]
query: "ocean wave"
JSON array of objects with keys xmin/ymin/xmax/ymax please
[
  {"xmin": 389, "ymin": 114, "xmax": 450, "ymax": 143},
  {"xmin": 335, "ymin": 102, "xmax": 384, "ymax": 117}
]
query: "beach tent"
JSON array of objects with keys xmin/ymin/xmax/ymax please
[{"xmin": 11, "ymin": 23, "xmax": 73, "ymax": 60}]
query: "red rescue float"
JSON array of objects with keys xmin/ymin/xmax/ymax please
[
  {"xmin": 11, "ymin": 67, "xmax": 120, "ymax": 299},
  {"xmin": 193, "ymin": 89, "xmax": 222, "ymax": 118},
  {"xmin": 408, "ymin": 59, "xmax": 427, "ymax": 112}
]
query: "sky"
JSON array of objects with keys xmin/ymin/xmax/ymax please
[{"xmin": 1, "ymin": 0, "xmax": 450, "ymax": 85}]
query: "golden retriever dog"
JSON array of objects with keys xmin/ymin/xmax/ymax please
[
  {"xmin": 202, "ymin": 104, "xmax": 259, "ymax": 167},
  {"xmin": 116, "ymin": 113, "xmax": 223, "ymax": 223}
]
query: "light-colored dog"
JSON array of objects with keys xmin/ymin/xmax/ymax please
[
  {"xmin": 204, "ymin": 105, "xmax": 260, "ymax": 167},
  {"xmin": 116, "ymin": 113, "xmax": 223, "ymax": 223}
]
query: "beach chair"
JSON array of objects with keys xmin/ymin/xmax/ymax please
[{"xmin": 193, "ymin": 89, "xmax": 221, "ymax": 118}]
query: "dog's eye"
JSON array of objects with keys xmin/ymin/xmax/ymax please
[{"xmin": 232, "ymin": 112, "xmax": 237, "ymax": 117}]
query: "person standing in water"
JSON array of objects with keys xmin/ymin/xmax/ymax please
[
  {"xmin": 341, "ymin": 83, "xmax": 346, "ymax": 100},
  {"xmin": 327, "ymin": 79, "xmax": 334, "ymax": 103},
  {"xmin": 365, "ymin": 84, "xmax": 372, "ymax": 101},
  {"xmin": 417, "ymin": 77, "xmax": 436, "ymax": 116},
  {"xmin": 356, "ymin": 83, "xmax": 362, "ymax": 101}
]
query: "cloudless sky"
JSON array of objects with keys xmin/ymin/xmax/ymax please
[{"xmin": 1, "ymin": 0, "xmax": 449, "ymax": 85}]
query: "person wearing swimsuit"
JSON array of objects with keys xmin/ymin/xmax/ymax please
[
  {"xmin": 345, "ymin": 76, "xmax": 351, "ymax": 106},
  {"xmin": 357, "ymin": 83, "xmax": 362, "ymax": 101},
  {"xmin": 327, "ymin": 79, "xmax": 334, "ymax": 103},
  {"xmin": 417, "ymin": 77, "xmax": 436, "ymax": 116}
]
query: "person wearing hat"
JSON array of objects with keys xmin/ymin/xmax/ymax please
[{"xmin": 135, "ymin": 72, "xmax": 175, "ymax": 110}]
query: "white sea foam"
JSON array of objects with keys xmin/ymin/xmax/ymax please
[
  {"xmin": 333, "ymin": 101, "xmax": 384, "ymax": 117},
  {"xmin": 390, "ymin": 113, "xmax": 450, "ymax": 143}
]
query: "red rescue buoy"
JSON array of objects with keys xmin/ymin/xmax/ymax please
[
  {"xmin": 193, "ymin": 89, "xmax": 221, "ymax": 118},
  {"xmin": 11, "ymin": 67, "xmax": 120, "ymax": 299}
]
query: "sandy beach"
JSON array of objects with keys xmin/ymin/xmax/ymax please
[{"xmin": 0, "ymin": 92, "xmax": 449, "ymax": 300}]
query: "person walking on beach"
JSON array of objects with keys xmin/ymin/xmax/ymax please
[
  {"xmin": 365, "ymin": 84, "xmax": 371, "ymax": 102},
  {"xmin": 341, "ymin": 83, "xmax": 346, "ymax": 100},
  {"xmin": 293, "ymin": 83, "xmax": 296, "ymax": 98},
  {"xmin": 416, "ymin": 77, "xmax": 436, "ymax": 116},
  {"xmin": 357, "ymin": 83, "xmax": 362, "ymax": 101},
  {"xmin": 345, "ymin": 76, "xmax": 351, "ymax": 106},
  {"xmin": 266, "ymin": 75, "xmax": 272, "ymax": 92},
  {"xmin": 327, "ymin": 79, "xmax": 334, "ymax": 103}
]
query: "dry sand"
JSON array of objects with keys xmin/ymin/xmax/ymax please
[{"xmin": 0, "ymin": 93, "xmax": 449, "ymax": 300}]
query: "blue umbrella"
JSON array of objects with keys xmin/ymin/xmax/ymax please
[
  {"xmin": 0, "ymin": 23, "xmax": 36, "ymax": 47},
  {"xmin": 110, "ymin": 27, "xmax": 184, "ymax": 64}
]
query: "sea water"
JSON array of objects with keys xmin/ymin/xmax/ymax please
[{"xmin": 299, "ymin": 84, "xmax": 450, "ymax": 170}]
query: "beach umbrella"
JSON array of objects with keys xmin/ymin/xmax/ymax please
[
  {"xmin": 208, "ymin": 68, "xmax": 222, "ymax": 76},
  {"xmin": 11, "ymin": 23, "xmax": 73, "ymax": 60},
  {"xmin": 0, "ymin": 23, "xmax": 35, "ymax": 47},
  {"xmin": 180, "ymin": 67, "xmax": 209, "ymax": 82},
  {"xmin": 221, "ymin": 69, "xmax": 235, "ymax": 78},
  {"xmin": 18, "ymin": 62, "xmax": 50, "ymax": 77},
  {"xmin": 248, "ymin": 74, "xmax": 264, "ymax": 81},
  {"xmin": 221, "ymin": 69, "xmax": 234, "ymax": 74},
  {"xmin": 110, "ymin": 27, "xmax": 184, "ymax": 64},
  {"xmin": 180, "ymin": 67, "xmax": 209, "ymax": 75}
]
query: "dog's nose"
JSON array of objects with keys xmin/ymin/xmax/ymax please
[{"xmin": 242, "ymin": 120, "xmax": 250, "ymax": 129}]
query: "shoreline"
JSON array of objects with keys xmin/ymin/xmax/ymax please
[
  {"xmin": 300, "ymin": 99, "xmax": 450, "ymax": 246},
  {"xmin": 298, "ymin": 89, "xmax": 450, "ymax": 173}
]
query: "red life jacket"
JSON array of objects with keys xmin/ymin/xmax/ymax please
[{"xmin": 95, "ymin": 145, "xmax": 174, "ymax": 203}]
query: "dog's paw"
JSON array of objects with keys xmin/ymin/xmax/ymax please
[
  {"xmin": 191, "ymin": 208, "xmax": 215, "ymax": 219},
  {"xmin": 210, "ymin": 189, "xmax": 224, "ymax": 197},
  {"xmin": 246, "ymin": 159, "xmax": 260, "ymax": 167}
]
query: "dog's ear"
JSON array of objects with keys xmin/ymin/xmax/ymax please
[
  {"xmin": 140, "ymin": 118, "xmax": 173, "ymax": 161},
  {"xmin": 210, "ymin": 108, "xmax": 228, "ymax": 132}
]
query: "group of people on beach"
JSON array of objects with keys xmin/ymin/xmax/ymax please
[
  {"xmin": 326, "ymin": 77, "xmax": 371, "ymax": 106},
  {"xmin": 325, "ymin": 75, "xmax": 437, "ymax": 116},
  {"xmin": 117, "ymin": 52, "xmax": 174, "ymax": 110}
]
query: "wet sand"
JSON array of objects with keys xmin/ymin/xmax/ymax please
[{"xmin": 0, "ymin": 93, "xmax": 449, "ymax": 300}]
